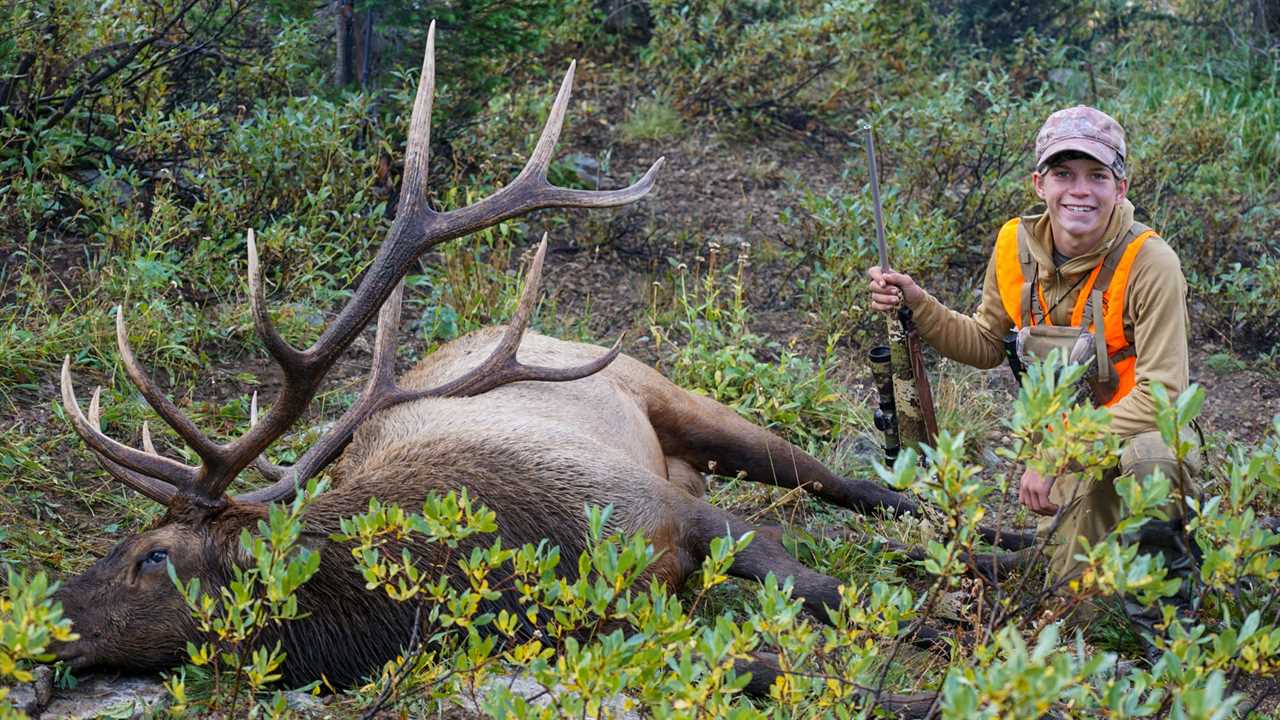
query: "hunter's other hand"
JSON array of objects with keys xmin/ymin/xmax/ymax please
[
  {"xmin": 1018, "ymin": 468, "xmax": 1059, "ymax": 516},
  {"xmin": 867, "ymin": 266, "xmax": 925, "ymax": 312}
]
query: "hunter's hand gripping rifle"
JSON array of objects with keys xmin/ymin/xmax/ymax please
[{"xmin": 865, "ymin": 128, "xmax": 938, "ymax": 462}]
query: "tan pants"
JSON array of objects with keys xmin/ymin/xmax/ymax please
[{"xmin": 1037, "ymin": 429, "xmax": 1201, "ymax": 592}]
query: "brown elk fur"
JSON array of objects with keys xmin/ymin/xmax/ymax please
[{"xmin": 54, "ymin": 327, "xmax": 922, "ymax": 688}]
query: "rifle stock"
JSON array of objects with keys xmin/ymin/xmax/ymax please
[{"xmin": 900, "ymin": 306, "xmax": 939, "ymax": 447}]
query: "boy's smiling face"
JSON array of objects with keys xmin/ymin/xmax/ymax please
[{"xmin": 1033, "ymin": 156, "xmax": 1129, "ymax": 258}]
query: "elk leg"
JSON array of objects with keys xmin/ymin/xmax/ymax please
[
  {"xmin": 632, "ymin": 364, "xmax": 1032, "ymax": 550},
  {"xmin": 689, "ymin": 506, "xmax": 842, "ymax": 617},
  {"xmin": 641, "ymin": 379, "xmax": 916, "ymax": 517},
  {"xmin": 687, "ymin": 505, "xmax": 940, "ymax": 650},
  {"xmin": 733, "ymin": 652, "xmax": 937, "ymax": 716}
]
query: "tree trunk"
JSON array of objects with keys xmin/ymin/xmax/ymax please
[
  {"xmin": 354, "ymin": 7, "xmax": 374, "ymax": 88},
  {"xmin": 597, "ymin": 0, "xmax": 651, "ymax": 42},
  {"xmin": 335, "ymin": 0, "xmax": 354, "ymax": 87},
  {"xmin": 1255, "ymin": 0, "xmax": 1280, "ymax": 45}
]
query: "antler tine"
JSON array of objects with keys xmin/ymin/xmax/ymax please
[
  {"xmin": 527, "ymin": 157, "xmax": 665, "ymax": 209},
  {"xmin": 504, "ymin": 233, "xmax": 551, "ymax": 342},
  {"xmin": 425, "ymin": 331, "xmax": 621, "ymax": 399},
  {"xmin": 141, "ymin": 422, "xmax": 156, "ymax": 455},
  {"xmin": 389, "ymin": 235, "xmax": 624, "ymax": 400},
  {"xmin": 242, "ymin": 392, "xmax": 282, "ymax": 480},
  {"xmin": 115, "ymin": 306, "xmax": 222, "ymax": 459},
  {"xmin": 235, "ymin": 279, "xmax": 408, "ymax": 504},
  {"xmin": 502, "ymin": 64, "xmax": 666, "ymax": 208},
  {"xmin": 247, "ymin": 229, "xmax": 306, "ymax": 367},
  {"xmin": 512, "ymin": 60, "xmax": 577, "ymax": 185},
  {"xmin": 368, "ymin": 276, "xmax": 405, "ymax": 384},
  {"xmin": 90, "ymin": 454, "xmax": 177, "ymax": 505},
  {"xmin": 417, "ymin": 64, "xmax": 665, "ymax": 247},
  {"xmin": 399, "ymin": 20, "xmax": 436, "ymax": 216},
  {"xmin": 245, "ymin": 391, "xmax": 293, "ymax": 483},
  {"xmin": 79, "ymin": 384, "xmax": 180, "ymax": 504},
  {"xmin": 61, "ymin": 358, "xmax": 199, "ymax": 487},
  {"xmin": 499, "ymin": 58, "xmax": 667, "ymax": 206}
]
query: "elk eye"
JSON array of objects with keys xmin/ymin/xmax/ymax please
[{"xmin": 141, "ymin": 549, "xmax": 169, "ymax": 568}]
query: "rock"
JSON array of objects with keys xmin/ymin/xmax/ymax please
[
  {"xmin": 6, "ymin": 666, "xmax": 54, "ymax": 716},
  {"xmin": 32, "ymin": 667, "xmax": 55, "ymax": 709},
  {"xmin": 980, "ymin": 447, "xmax": 1001, "ymax": 468},
  {"xmin": 934, "ymin": 589, "xmax": 971, "ymax": 623},
  {"xmin": 6, "ymin": 682, "xmax": 38, "ymax": 717},
  {"xmin": 37, "ymin": 674, "xmax": 166, "ymax": 719},
  {"xmin": 451, "ymin": 672, "xmax": 641, "ymax": 720},
  {"xmin": 283, "ymin": 690, "xmax": 327, "ymax": 713},
  {"xmin": 561, "ymin": 153, "xmax": 609, "ymax": 188}
]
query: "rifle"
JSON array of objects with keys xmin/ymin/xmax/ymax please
[{"xmin": 864, "ymin": 127, "xmax": 938, "ymax": 461}]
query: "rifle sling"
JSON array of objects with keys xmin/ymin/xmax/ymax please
[{"xmin": 905, "ymin": 324, "xmax": 939, "ymax": 447}]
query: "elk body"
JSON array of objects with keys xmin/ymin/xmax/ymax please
[
  {"xmin": 49, "ymin": 26, "xmax": 926, "ymax": 696},
  {"xmin": 55, "ymin": 322, "xmax": 917, "ymax": 688}
]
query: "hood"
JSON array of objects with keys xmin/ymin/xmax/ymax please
[{"xmin": 1017, "ymin": 199, "xmax": 1135, "ymax": 280}]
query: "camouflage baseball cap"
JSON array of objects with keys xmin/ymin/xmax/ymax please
[{"xmin": 1035, "ymin": 105, "xmax": 1127, "ymax": 177}]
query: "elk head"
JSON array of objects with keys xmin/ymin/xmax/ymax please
[{"xmin": 50, "ymin": 22, "xmax": 662, "ymax": 677}]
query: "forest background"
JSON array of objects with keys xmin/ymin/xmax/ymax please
[{"xmin": 2, "ymin": 0, "xmax": 1280, "ymax": 717}]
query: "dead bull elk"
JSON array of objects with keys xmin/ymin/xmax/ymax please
[{"xmin": 52, "ymin": 26, "xmax": 926, "ymax": 701}]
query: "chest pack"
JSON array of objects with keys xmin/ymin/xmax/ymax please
[{"xmin": 994, "ymin": 218, "xmax": 1156, "ymax": 407}]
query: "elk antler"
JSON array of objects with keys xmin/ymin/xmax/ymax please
[
  {"xmin": 61, "ymin": 22, "xmax": 663, "ymax": 507},
  {"xmin": 238, "ymin": 235, "xmax": 619, "ymax": 504}
]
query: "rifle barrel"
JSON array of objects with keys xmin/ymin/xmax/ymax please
[{"xmin": 864, "ymin": 127, "xmax": 889, "ymax": 273}]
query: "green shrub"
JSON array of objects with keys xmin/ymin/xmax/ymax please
[
  {"xmin": 0, "ymin": 0, "xmax": 286, "ymax": 232},
  {"xmin": 620, "ymin": 95, "xmax": 684, "ymax": 144},
  {"xmin": 0, "ymin": 571, "xmax": 76, "ymax": 718},
  {"xmin": 779, "ymin": 182, "xmax": 962, "ymax": 344},
  {"xmin": 1107, "ymin": 38, "xmax": 1280, "ymax": 353},
  {"xmin": 649, "ymin": 245, "xmax": 859, "ymax": 453},
  {"xmin": 642, "ymin": 0, "xmax": 936, "ymax": 124},
  {"xmin": 347, "ymin": 0, "xmax": 597, "ymax": 139},
  {"xmin": 165, "ymin": 480, "xmax": 326, "ymax": 716}
]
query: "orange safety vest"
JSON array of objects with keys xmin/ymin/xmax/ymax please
[{"xmin": 993, "ymin": 218, "xmax": 1156, "ymax": 407}]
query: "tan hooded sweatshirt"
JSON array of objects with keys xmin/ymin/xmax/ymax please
[{"xmin": 906, "ymin": 199, "xmax": 1190, "ymax": 439}]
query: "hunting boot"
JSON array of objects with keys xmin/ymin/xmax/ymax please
[
  {"xmin": 1122, "ymin": 516, "xmax": 1200, "ymax": 664},
  {"xmin": 1118, "ymin": 430, "xmax": 1203, "ymax": 665}
]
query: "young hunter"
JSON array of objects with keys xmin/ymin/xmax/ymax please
[{"xmin": 866, "ymin": 106, "xmax": 1199, "ymax": 652}]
